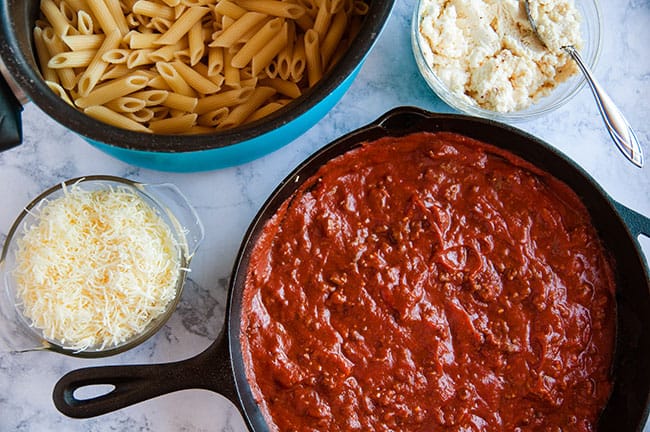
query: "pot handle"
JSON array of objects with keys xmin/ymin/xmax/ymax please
[
  {"xmin": 0, "ymin": 61, "xmax": 23, "ymax": 150},
  {"xmin": 52, "ymin": 329, "xmax": 238, "ymax": 418},
  {"xmin": 375, "ymin": 106, "xmax": 432, "ymax": 133},
  {"xmin": 614, "ymin": 202, "xmax": 650, "ymax": 239}
]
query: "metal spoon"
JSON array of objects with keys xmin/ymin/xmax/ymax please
[{"xmin": 524, "ymin": 0, "xmax": 644, "ymax": 168}]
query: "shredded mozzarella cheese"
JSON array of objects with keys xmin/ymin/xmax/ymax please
[{"xmin": 13, "ymin": 184, "xmax": 181, "ymax": 352}]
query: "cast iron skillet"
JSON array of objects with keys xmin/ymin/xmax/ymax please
[{"xmin": 53, "ymin": 107, "xmax": 650, "ymax": 431}]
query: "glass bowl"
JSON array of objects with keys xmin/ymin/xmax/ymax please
[
  {"xmin": 411, "ymin": 0, "xmax": 602, "ymax": 122},
  {"xmin": 0, "ymin": 176, "xmax": 204, "ymax": 357}
]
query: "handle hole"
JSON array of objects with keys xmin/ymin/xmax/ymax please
[{"xmin": 73, "ymin": 384, "xmax": 116, "ymax": 400}]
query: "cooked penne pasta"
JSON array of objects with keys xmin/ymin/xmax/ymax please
[
  {"xmin": 76, "ymin": 10, "xmax": 95, "ymax": 35},
  {"xmin": 86, "ymin": 0, "xmax": 119, "ymax": 34},
  {"xmin": 197, "ymin": 107, "xmax": 229, "ymax": 127},
  {"xmin": 294, "ymin": 9, "xmax": 315, "ymax": 33},
  {"xmin": 128, "ymin": 49, "xmax": 156, "ymax": 67},
  {"xmin": 246, "ymin": 100, "xmax": 284, "ymax": 122},
  {"xmin": 237, "ymin": 0, "xmax": 306, "ymax": 19},
  {"xmin": 42, "ymin": 26, "xmax": 77, "ymax": 89},
  {"xmin": 173, "ymin": 49, "xmax": 192, "ymax": 64},
  {"xmin": 120, "ymin": 0, "xmax": 138, "ymax": 10},
  {"xmin": 313, "ymin": 0, "xmax": 332, "ymax": 39},
  {"xmin": 126, "ymin": 12, "xmax": 140, "ymax": 28},
  {"xmin": 125, "ymin": 107, "xmax": 155, "ymax": 123},
  {"xmin": 264, "ymin": 60, "xmax": 278, "ymax": 78},
  {"xmin": 193, "ymin": 62, "xmax": 225, "ymax": 87},
  {"xmin": 180, "ymin": 0, "xmax": 205, "ymax": 7},
  {"xmin": 187, "ymin": 20, "xmax": 204, "ymax": 65},
  {"xmin": 194, "ymin": 87, "xmax": 254, "ymax": 114},
  {"xmin": 219, "ymin": 86, "xmax": 276, "ymax": 129},
  {"xmin": 63, "ymin": 0, "xmax": 88, "ymax": 13},
  {"xmin": 321, "ymin": 9, "xmax": 346, "ymax": 66},
  {"xmin": 240, "ymin": 76, "xmax": 259, "ymax": 88},
  {"xmin": 214, "ymin": 0, "xmax": 247, "ymax": 19},
  {"xmin": 106, "ymin": 0, "xmax": 130, "ymax": 35},
  {"xmin": 149, "ymin": 17, "xmax": 174, "ymax": 33},
  {"xmin": 61, "ymin": 34, "xmax": 105, "ymax": 51},
  {"xmin": 329, "ymin": 0, "xmax": 346, "ymax": 13},
  {"xmin": 155, "ymin": 61, "xmax": 197, "ymax": 97},
  {"xmin": 209, "ymin": 12, "xmax": 266, "ymax": 47},
  {"xmin": 149, "ymin": 113, "xmax": 197, "ymax": 133},
  {"xmin": 276, "ymin": 20, "xmax": 295, "ymax": 80},
  {"xmin": 251, "ymin": 21, "xmax": 288, "ymax": 76},
  {"xmin": 46, "ymin": 80, "xmax": 74, "ymax": 105},
  {"xmin": 297, "ymin": 0, "xmax": 318, "ymax": 18},
  {"xmin": 150, "ymin": 106, "xmax": 171, "ymax": 121},
  {"xmin": 290, "ymin": 33, "xmax": 306, "ymax": 83},
  {"xmin": 155, "ymin": 6, "xmax": 210, "ymax": 45},
  {"xmin": 75, "ymin": 72, "xmax": 149, "ymax": 108},
  {"xmin": 41, "ymin": 0, "xmax": 74, "ymax": 37},
  {"xmin": 84, "ymin": 105, "xmax": 152, "ymax": 132},
  {"xmin": 34, "ymin": 0, "xmax": 370, "ymax": 133},
  {"xmin": 231, "ymin": 17, "xmax": 283, "ymax": 69},
  {"xmin": 34, "ymin": 27, "xmax": 60, "ymax": 83},
  {"xmin": 161, "ymin": 92, "xmax": 198, "ymax": 111},
  {"xmin": 207, "ymin": 46, "xmax": 224, "ymax": 76},
  {"xmin": 105, "ymin": 96, "xmax": 147, "ymax": 112},
  {"xmin": 59, "ymin": 2, "xmax": 78, "ymax": 27},
  {"xmin": 149, "ymin": 40, "xmax": 188, "ymax": 62},
  {"xmin": 102, "ymin": 48, "xmax": 130, "ymax": 64},
  {"xmin": 78, "ymin": 30, "xmax": 122, "ymax": 96},
  {"xmin": 223, "ymin": 48, "xmax": 240, "ymax": 88},
  {"xmin": 147, "ymin": 75, "xmax": 173, "ymax": 90},
  {"xmin": 174, "ymin": 4, "xmax": 187, "ymax": 19},
  {"xmin": 171, "ymin": 60, "xmax": 221, "ymax": 94},
  {"xmin": 260, "ymin": 77, "xmax": 301, "ymax": 98},
  {"xmin": 125, "ymin": 31, "xmax": 159, "ymax": 49},
  {"xmin": 132, "ymin": 0, "xmax": 175, "ymax": 20},
  {"xmin": 102, "ymin": 64, "xmax": 130, "ymax": 80},
  {"xmin": 304, "ymin": 29, "xmax": 321, "ymax": 87},
  {"xmin": 130, "ymin": 89, "xmax": 169, "ymax": 106}
]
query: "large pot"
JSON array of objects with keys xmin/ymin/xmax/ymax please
[
  {"xmin": 53, "ymin": 107, "xmax": 650, "ymax": 431},
  {"xmin": 0, "ymin": 0, "xmax": 395, "ymax": 172}
]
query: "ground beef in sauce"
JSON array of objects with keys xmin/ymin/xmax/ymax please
[{"xmin": 241, "ymin": 132, "xmax": 616, "ymax": 432}]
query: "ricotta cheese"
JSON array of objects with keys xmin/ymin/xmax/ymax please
[
  {"xmin": 418, "ymin": 0, "xmax": 582, "ymax": 112},
  {"xmin": 13, "ymin": 184, "xmax": 181, "ymax": 352}
]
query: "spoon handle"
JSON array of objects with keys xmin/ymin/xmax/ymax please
[{"xmin": 564, "ymin": 45, "xmax": 644, "ymax": 167}]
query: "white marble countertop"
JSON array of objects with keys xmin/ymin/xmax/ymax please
[{"xmin": 1, "ymin": 0, "xmax": 649, "ymax": 430}]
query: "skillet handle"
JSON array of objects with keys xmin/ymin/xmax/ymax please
[
  {"xmin": 614, "ymin": 202, "xmax": 650, "ymax": 239},
  {"xmin": 375, "ymin": 106, "xmax": 432, "ymax": 132},
  {"xmin": 0, "ymin": 58, "xmax": 23, "ymax": 150},
  {"xmin": 53, "ymin": 330, "xmax": 238, "ymax": 418}
]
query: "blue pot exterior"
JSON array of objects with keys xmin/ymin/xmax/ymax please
[{"xmin": 86, "ymin": 64, "xmax": 363, "ymax": 172}]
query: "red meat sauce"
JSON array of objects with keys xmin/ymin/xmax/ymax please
[{"xmin": 240, "ymin": 132, "xmax": 616, "ymax": 432}]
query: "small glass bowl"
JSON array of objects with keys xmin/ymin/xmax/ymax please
[
  {"xmin": 0, "ymin": 176, "xmax": 204, "ymax": 357},
  {"xmin": 411, "ymin": 0, "xmax": 602, "ymax": 122}
]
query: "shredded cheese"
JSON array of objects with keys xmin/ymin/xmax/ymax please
[{"xmin": 13, "ymin": 184, "xmax": 181, "ymax": 352}]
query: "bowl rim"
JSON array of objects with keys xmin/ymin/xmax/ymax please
[
  {"xmin": 0, "ymin": 175, "xmax": 191, "ymax": 357},
  {"xmin": 0, "ymin": 1, "xmax": 396, "ymax": 153},
  {"xmin": 411, "ymin": 0, "xmax": 603, "ymax": 122}
]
